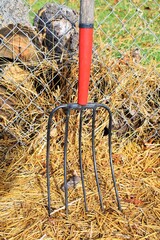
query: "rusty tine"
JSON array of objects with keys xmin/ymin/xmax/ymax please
[{"xmin": 46, "ymin": 0, "xmax": 122, "ymax": 216}]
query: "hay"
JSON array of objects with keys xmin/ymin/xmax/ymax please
[
  {"xmin": 0, "ymin": 48, "xmax": 159, "ymax": 145},
  {"xmin": 0, "ymin": 43, "xmax": 159, "ymax": 239},
  {"xmin": 0, "ymin": 138, "xmax": 159, "ymax": 239}
]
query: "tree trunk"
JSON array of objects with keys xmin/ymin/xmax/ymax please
[
  {"xmin": 0, "ymin": 0, "xmax": 43, "ymax": 67},
  {"xmin": 0, "ymin": 24, "xmax": 43, "ymax": 67}
]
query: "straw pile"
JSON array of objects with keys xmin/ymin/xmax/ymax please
[
  {"xmin": 0, "ymin": 134, "xmax": 159, "ymax": 239},
  {"xmin": 0, "ymin": 46, "xmax": 159, "ymax": 239}
]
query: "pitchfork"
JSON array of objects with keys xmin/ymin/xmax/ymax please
[{"xmin": 46, "ymin": 0, "xmax": 121, "ymax": 216}]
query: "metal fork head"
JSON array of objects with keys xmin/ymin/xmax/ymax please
[{"xmin": 46, "ymin": 103, "xmax": 121, "ymax": 216}]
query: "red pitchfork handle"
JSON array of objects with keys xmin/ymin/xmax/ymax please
[{"xmin": 78, "ymin": 0, "xmax": 94, "ymax": 105}]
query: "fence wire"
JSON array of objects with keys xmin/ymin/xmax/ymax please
[{"xmin": 0, "ymin": 0, "xmax": 159, "ymax": 152}]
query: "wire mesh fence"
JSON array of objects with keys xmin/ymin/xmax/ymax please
[{"xmin": 0, "ymin": 0, "xmax": 159, "ymax": 153}]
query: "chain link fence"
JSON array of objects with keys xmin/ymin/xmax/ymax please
[{"xmin": 0, "ymin": 0, "xmax": 159, "ymax": 154}]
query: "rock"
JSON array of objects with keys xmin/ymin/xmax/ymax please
[
  {"xmin": 0, "ymin": 0, "xmax": 31, "ymax": 28},
  {"xmin": 34, "ymin": 3, "xmax": 79, "ymax": 59}
]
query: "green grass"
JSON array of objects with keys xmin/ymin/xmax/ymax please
[
  {"xmin": 25, "ymin": 0, "xmax": 160, "ymax": 65},
  {"xmin": 25, "ymin": 0, "xmax": 79, "ymax": 21}
]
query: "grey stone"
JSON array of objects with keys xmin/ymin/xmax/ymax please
[{"xmin": 0, "ymin": 0, "xmax": 31, "ymax": 28}]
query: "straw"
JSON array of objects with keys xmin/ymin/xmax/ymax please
[{"xmin": 0, "ymin": 46, "xmax": 159, "ymax": 239}]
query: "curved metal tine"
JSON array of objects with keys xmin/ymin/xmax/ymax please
[
  {"xmin": 79, "ymin": 108, "xmax": 88, "ymax": 211},
  {"xmin": 92, "ymin": 107, "xmax": 104, "ymax": 211},
  {"xmin": 46, "ymin": 112, "xmax": 52, "ymax": 216},
  {"xmin": 46, "ymin": 107, "xmax": 60, "ymax": 216},
  {"xmin": 46, "ymin": 104, "xmax": 69, "ymax": 216},
  {"xmin": 64, "ymin": 107, "xmax": 70, "ymax": 215},
  {"xmin": 107, "ymin": 108, "xmax": 122, "ymax": 211}
]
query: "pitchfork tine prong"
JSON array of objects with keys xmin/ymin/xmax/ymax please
[
  {"xmin": 46, "ymin": 106, "xmax": 62, "ymax": 216},
  {"xmin": 79, "ymin": 108, "xmax": 88, "ymax": 211},
  {"xmin": 46, "ymin": 104, "xmax": 69, "ymax": 216},
  {"xmin": 64, "ymin": 107, "xmax": 70, "ymax": 215},
  {"xmin": 107, "ymin": 107, "xmax": 122, "ymax": 211},
  {"xmin": 46, "ymin": 112, "xmax": 52, "ymax": 216},
  {"xmin": 92, "ymin": 106, "xmax": 104, "ymax": 211}
]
